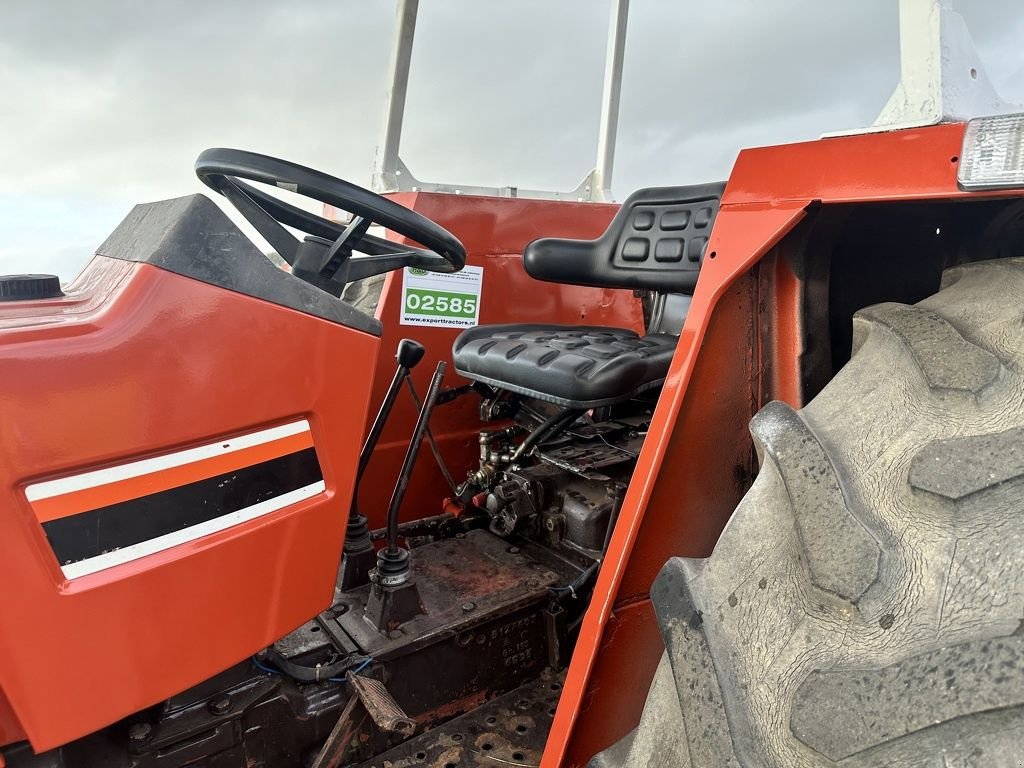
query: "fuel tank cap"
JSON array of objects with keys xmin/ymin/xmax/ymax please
[{"xmin": 0, "ymin": 274, "xmax": 64, "ymax": 301}]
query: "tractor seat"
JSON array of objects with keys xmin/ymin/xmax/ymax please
[
  {"xmin": 452, "ymin": 325, "xmax": 677, "ymax": 408},
  {"xmin": 452, "ymin": 183, "xmax": 725, "ymax": 409}
]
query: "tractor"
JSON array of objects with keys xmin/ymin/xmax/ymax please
[{"xmin": 3, "ymin": 1, "xmax": 1024, "ymax": 766}]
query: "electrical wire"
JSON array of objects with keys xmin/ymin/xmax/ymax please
[
  {"xmin": 328, "ymin": 656, "xmax": 373, "ymax": 683},
  {"xmin": 252, "ymin": 657, "xmax": 283, "ymax": 677},
  {"xmin": 252, "ymin": 650, "xmax": 374, "ymax": 684},
  {"xmin": 350, "ymin": 658, "xmax": 373, "ymax": 676},
  {"xmin": 548, "ymin": 561, "xmax": 600, "ymax": 600},
  {"xmin": 595, "ymin": 428, "xmax": 639, "ymax": 459}
]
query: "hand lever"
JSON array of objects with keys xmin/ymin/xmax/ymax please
[{"xmin": 340, "ymin": 338, "xmax": 425, "ymax": 590}]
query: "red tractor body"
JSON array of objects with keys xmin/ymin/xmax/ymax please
[
  {"xmin": 4, "ymin": 111, "xmax": 1024, "ymax": 767},
  {"xmin": 0, "ymin": 194, "xmax": 636, "ymax": 753}
]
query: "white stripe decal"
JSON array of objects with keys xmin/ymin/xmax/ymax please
[
  {"xmin": 27, "ymin": 420, "xmax": 311, "ymax": 502},
  {"xmin": 60, "ymin": 480, "xmax": 326, "ymax": 579}
]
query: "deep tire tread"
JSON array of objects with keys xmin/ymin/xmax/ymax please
[{"xmin": 593, "ymin": 258, "xmax": 1024, "ymax": 767}]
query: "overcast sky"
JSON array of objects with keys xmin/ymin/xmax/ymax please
[{"xmin": 2, "ymin": 1, "xmax": 1024, "ymax": 281}]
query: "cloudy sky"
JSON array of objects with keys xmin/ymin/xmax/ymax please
[{"xmin": 3, "ymin": 1, "xmax": 1024, "ymax": 281}]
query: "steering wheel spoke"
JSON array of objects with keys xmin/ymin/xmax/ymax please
[
  {"xmin": 342, "ymin": 254, "xmax": 414, "ymax": 283},
  {"xmin": 218, "ymin": 180, "xmax": 302, "ymax": 265},
  {"xmin": 319, "ymin": 215, "xmax": 371, "ymax": 275},
  {"xmin": 232, "ymin": 179, "xmax": 347, "ymax": 242}
]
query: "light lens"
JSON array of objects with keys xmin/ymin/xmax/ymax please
[{"xmin": 959, "ymin": 113, "xmax": 1024, "ymax": 190}]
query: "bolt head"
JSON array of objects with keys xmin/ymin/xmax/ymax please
[
  {"xmin": 462, "ymin": 601, "xmax": 476, "ymax": 612},
  {"xmin": 128, "ymin": 722, "xmax": 153, "ymax": 742},
  {"xmin": 208, "ymin": 695, "xmax": 231, "ymax": 715}
]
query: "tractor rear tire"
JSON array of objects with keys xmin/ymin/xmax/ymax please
[
  {"xmin": 592, "ymin": 258, "xmax": 1024, "ymax": 767},
  {"xmin": 341, "ymin": 274, "xmax": 386, "ymax": 316}
]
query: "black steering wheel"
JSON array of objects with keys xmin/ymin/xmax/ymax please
[{"xmin": 195, "ymin": 148, "xmax": 466, "ymax": 295}]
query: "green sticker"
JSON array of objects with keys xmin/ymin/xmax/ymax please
[{"xmin": 404, "ymin": 287, "xmax": 478, "ymax": 317}]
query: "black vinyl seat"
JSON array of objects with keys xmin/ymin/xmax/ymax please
[
  {"xmin": 452, "ymin": 325, "xmax": 677, "ymax": 408},
  {"xmin": 452, "ymin": 183, "xmax": 725, "ymax": 408}
]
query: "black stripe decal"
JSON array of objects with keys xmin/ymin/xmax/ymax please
[{"xmin": 42, "ymin": 447, "xmax": 322, "ymax": 566}]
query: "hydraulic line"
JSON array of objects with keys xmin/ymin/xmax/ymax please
[{"xmin": 510, "ymin": 408, "xmax": 584, "ymax": 464}]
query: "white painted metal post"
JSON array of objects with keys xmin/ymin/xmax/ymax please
[
  {"xmin": 871, "ymin": 0, "xmax": 1009, "ymax": 131},
  {"xmin": 372, "ymin": 0, "xmax": 419, "ymax": 192},
  {"xmin": 592, "ymin": 0, "xmax": 630, "ymax": 202}
]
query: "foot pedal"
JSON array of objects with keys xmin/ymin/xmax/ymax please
[{"xmin": 347, "ymin": 672, "xmax": 416, "ymax": 738}]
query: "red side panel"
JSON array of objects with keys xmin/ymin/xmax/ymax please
[
  {"xmin": 545, "ymin": 124, "xmax": 978, "ymax": 766},
  {"xmin": 0, "ymin": 258, "xmax": 379, "ymax": 750},
  {"xmin": 0, "ymin": 691, "xmax": 24, "ymax": 747},
  {"xmin": 724, "ymin": 122, "xmax": 966, "ymax": 205},
  {"xmin": 547, "ymin": 123, "xmax": 1024, "ymax": 766}
]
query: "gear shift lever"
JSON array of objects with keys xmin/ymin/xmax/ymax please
[{"xmin": 339, "ymin": 339, "xmax": 425, "ymax": 590}]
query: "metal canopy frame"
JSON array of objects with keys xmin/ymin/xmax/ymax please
[
  {"xmin": 371, "ymin": 0, "xmax": 629, "ymax": 202},
  {"xmin": 373, "ymin": 0, "xmax": 1017, "ymax": 197}
]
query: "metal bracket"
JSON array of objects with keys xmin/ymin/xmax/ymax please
[
  {"xmin": 382, "ymin": 156, "xmax": 602, "ymax": 201},
  {"xmin": 371, "ymin": 0, "xmax": 629, "ymax": 202},
  {"xmin": 831, "ymin": 0, "xmax": 1015, "ymax": 137}
]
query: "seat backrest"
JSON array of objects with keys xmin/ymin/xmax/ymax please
[{"xmin": 523, "ymin": 182, "xmax": 725, "ymax": 296}]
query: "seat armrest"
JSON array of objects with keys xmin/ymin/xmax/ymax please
[{"xmin": 523, "ymin": 237, "xmax": 602, "ymax": 286}]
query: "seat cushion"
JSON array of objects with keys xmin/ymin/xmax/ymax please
[{"xmin": 452, "ymin": 324, "xmax": 677, "ymax": 408}]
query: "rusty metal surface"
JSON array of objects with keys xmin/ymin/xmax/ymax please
[
  {"xmin": 357, "ymin": 669, "xmax": 565, "ymax": 768},
  {"xmin": 327, "ymin": 530, "xmax": 559, "ymax": 660},
  {"xmin": 321, "ymin": 529, "xmax": 569, "ymax": 737},
  {"xmin": 311, "ymin": 695, "xmax": 364, "ymax": 768}
]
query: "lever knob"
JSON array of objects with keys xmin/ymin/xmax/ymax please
[{"xmin": 396, "ymin": 338, "xmax": 425, "ymax": 370}]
